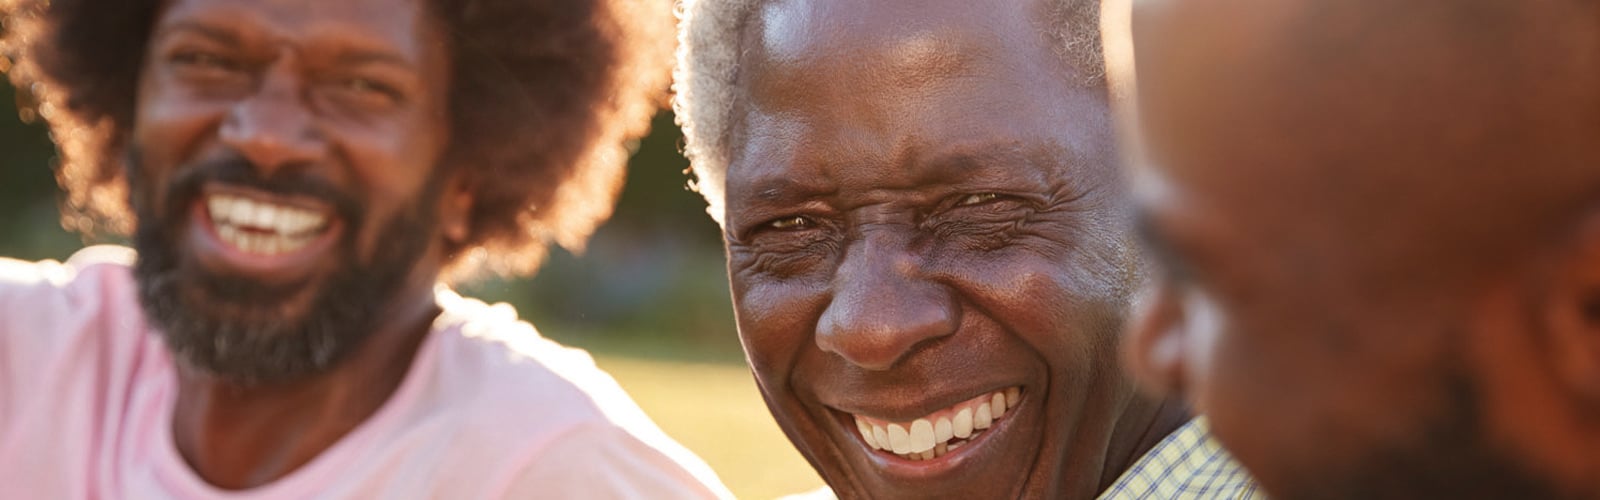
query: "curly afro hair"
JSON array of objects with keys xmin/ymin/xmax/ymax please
[{"xmin": 0, "ymin": 0, "xmax": 673, "ymax": 278}]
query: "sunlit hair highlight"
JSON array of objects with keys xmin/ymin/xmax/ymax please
[{"xmin": 0, "ymin": 0, "xmax": 674, "ymax": 278}]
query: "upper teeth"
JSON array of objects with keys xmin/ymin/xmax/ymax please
[
  {"xmin": 852, "ymin": 387, "xmax": 1021, "ymax": 461},
  {"xmin": 206, "ymin": 193, "xmax": 331, "ymax": 256}
]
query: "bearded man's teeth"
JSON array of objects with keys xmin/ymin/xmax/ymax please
[
  {"xmin": 852, "ymin": 386, "xmax": 1022, "ymax": 461},
  {"xmin": 206, "ymin": 193, "xmax": 331, "ymax": 256},
  {"xmin": 216, "ymin": 223, "xmax": 316, "ymax": 256},
  {"xmin": 207, "ymin": 193, "xmax": 329, "ymax": 236}
]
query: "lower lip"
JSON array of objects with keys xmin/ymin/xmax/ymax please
[
  {"xmin": 187, "ymin": 199, "xmax": 342, "ymax": 282},
  {"xmin": 847, "ymin": 396, "xmax": 1023, "ymax": 479}
]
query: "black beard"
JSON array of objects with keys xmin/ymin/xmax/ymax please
[
  {"xmin": 129, "ymin": 154, "xmax": 441, "ymax": 385},
  {"xmin": 1271, "ymin": 354, "xmax": 1572, "ymax": 500}
]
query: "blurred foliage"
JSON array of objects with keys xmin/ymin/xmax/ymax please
[{"xmin": 0, "ymin": 78, "xmax": 745, "ymax": 360}]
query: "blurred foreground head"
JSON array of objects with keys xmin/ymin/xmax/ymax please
[
  {"xmin": 1123, "ymin": 0, "xmax": 1600, "ymax": 497},
  {"xmin": 676, "ymin": 0, "xmax": 1192, "ymax": 497}
]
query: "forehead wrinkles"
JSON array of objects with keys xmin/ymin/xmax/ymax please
[
  {"xmin": 750, "ymin": 32, "xmax": 977, "ymax": 110},
  {"xmin": 739, "ymin": 0, "xmax": 1064, "ymax": 122}
]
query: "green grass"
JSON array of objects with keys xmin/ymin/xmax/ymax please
[{"xmin": 591, "ymin": 354, "xmax": 825, "ymax": 499}]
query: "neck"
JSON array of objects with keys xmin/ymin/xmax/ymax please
[
  {"xmin": 1097, "ymin": 394, "xmax": 1191, "ymax": 491},
  {"xmin": 169, "ymin": 284, "xmax": 440, "ymax": 490}
]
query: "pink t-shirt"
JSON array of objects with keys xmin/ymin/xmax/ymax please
[{"xmin": 0, "ymin": 247, "xmax": 733, "ymax": 499}]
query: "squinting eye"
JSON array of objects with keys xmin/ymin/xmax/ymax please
[
  {"xmin": 344, "ymin": 78, "xmax": 389, "ymax": 95},
  {"xmin": 172, "ymin": 51, "xmax": 234, "ymax": 70},
  {"xmin": 328, "ymin": 77, "xmax": 401, "ymax": 109},
  {"xmin": 956, "ymin": 193, "xmax": 1000, "ymax": 206},
  {"xmin": 768, "ymin": 216, "xmax": 811, "ymax": 230}
]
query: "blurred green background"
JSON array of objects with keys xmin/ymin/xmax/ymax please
[{"xmin": 0, "ymin": 79, "xmax": 823, "ymax": 498}]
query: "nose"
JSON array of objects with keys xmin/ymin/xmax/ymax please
[
  {"xmin": 817, "ymin": 230, "xmax": 959, "ymax": 371},
  {"xmin": 219, "ymin": 52, "xmax": 325, "ymax": 174}
]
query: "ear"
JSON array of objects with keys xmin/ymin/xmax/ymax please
[
  {"xmin": 1124, "ymin": 278, "xmax": 1189, "ymax": 398},
  {"xmin": 1543, "ymin": 210, "xmax": 1600, "ymax": 404},
  {"xmin": 437, "ymin": 171, "xmax": 475, "ymax": 245}
]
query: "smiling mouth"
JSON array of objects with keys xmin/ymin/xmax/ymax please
[
  {"xmin": 205, "ymin": 192, "xmax": 333, "ymax": 255},
  {"xmin": 849, "ymin": 387, "xmax": 1021, "ymax": 461}
]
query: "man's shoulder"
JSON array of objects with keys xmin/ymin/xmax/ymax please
[
  {"xmin": 0, "ymin": 245, "xmax": 135, "ymax": 289},
  {"xmin": 0, "ymin": 246, "xmax": 151, "ymax": 428},
  {"xmin": 410, "ymin": 290, "xmax": 732, "ymax": 496},
  {"xmin": 0, "ymin": 245, "xmax": 140, "ymax": 324},
  {"xmin": 424, "ymin": 289, "xmax": 646, "ymax": 431}
]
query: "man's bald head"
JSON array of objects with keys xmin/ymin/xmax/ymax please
[
  {"xmin": 1136, "ymin": 0, "xmax": 1599, "ymax": 292},
  {"xmin": 1125, "ymin": 0, "xmax": 1600, "ymax": 497}
]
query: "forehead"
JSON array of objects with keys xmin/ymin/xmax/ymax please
[
  {"xmin": 746, "ymin": 0, "xmax": 1065, "ymax": 114},
  {"xmin": 730, "ymin": 0, "xmax": 1107, "ymax": 195},
  {"xmin": 155, "ymin": 0, "xmax": 436, "ymax": 57},
  {"xmin": 1130, "ymin": 0, "xmax": 1600, "ymax": 293}
]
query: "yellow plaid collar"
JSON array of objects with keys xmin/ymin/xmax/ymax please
[{"xmin": 1098, "ymin": 418, "xmax": 1265, "ymax": 500}]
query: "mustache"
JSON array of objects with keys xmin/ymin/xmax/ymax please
[{"xmin": 153, "ymin": 156, "xmax": 366, "ymax": 230}]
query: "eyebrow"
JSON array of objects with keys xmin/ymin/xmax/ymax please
[
  {"xmin": 920, "ymin": 142, "xmax": 1070, "ymax": 187},
  {"xmin": 332, "ymin": 49, "xmax": 416, "ymax": 71},
  {"xmin": 154, "ymin": 21, "xmax": 243, "ymax": 47},
  {"xmin": 735, "ymin": 176, "xmax": 836, "ymax": 205},
  {"xmin": 155, "ymin": 21, "xmax": 417, "ymax": 71}
]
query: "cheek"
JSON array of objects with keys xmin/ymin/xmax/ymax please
[
  {"xmin": 337, "ymin": 127, "xmax": 433, "ymax": 199},
  {"xmin": 732, "ymin": 277, "xmax": 829, "ymax": 389},
  {"xmin": 950, "ymin": 253, "xmax": 1129, "ymax": 374},
  {"xmin": 132, "ymin": 86, "xmax": 228, "ymax": 173}
]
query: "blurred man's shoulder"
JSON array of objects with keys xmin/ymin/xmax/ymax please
[
  {"xmin": 0, "ymin": 245, "xmax": 134, "ymax": 288},
  {"xmin": 427, "ymin": 288, "xmax": 615, "ymax": 416},
  {"xmin": 0, "ymin": 245, "xmax": 138, "ymax": 315},
  {"xmin": 410, "ymin": 289, "xmax": 732, "ymax": 497}
]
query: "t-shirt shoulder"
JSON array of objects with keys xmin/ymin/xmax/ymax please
[
  {"xmin": 0, "ymin": 245, "xmax": 140, "ymax": 339},
  {"xmin": 501, "ymin": 421, "xmax": 735, "ymax": 500},
  {"xmin": 0, "ymin": 245, "xmax": 134, "ymax": 288},
  {"xmin": 0, "ymin": 246, "xmax": 143, "ymax": 428},
  {"xmin": 424, "ymin": 288, "xmax": 732, "ymax": 499}
]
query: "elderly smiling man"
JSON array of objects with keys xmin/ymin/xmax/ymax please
[
  {"xmin": 0, "ymin": 0, "xmax": 732, "ymax": 497},
  {"xmin": 675, "ymin": 0, "xmax": 1258, "ymax": 497}
]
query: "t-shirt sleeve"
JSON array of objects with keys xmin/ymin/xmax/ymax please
[{"xmin": 499, "ymin": 422, "xmax": 734, "ymax": 500}]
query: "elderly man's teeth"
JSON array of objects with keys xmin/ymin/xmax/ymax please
[
  {"xmin": 857, "ymin": 419, "xmax": 882, "ymax": 450},
  {"xmin": 851, "ymin": 387, "xmax": 1022, "ymax": 461},
  {"xmin": 909, "ymin": 419, "xmax": 936, "ymax": 453},
  {"xmin": 888, "ymin": 424, "xmax": 910, "ymax": 454}
]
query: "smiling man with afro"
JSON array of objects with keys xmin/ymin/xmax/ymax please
[{"xmin": 0, "ymin": 0, "xmax": 732, "ymax": 497}]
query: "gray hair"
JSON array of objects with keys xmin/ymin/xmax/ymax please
[{"xmin": 672, "ymin": 0, "xmax": 1105, "ymax": 224}]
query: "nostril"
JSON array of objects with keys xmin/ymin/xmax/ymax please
[{"xmin": 816, "ymin": 281, "xmax": 959, "ymax": 371}]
